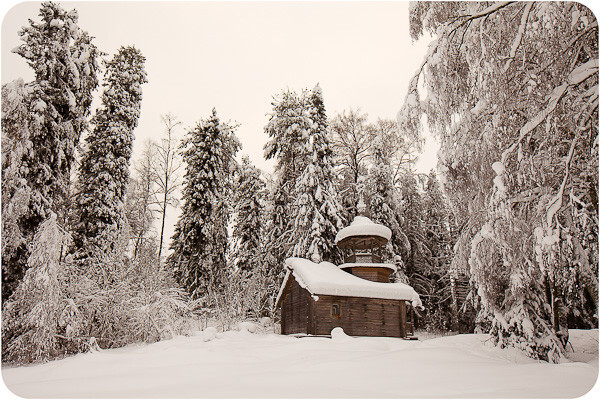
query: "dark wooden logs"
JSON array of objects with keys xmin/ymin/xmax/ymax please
[
  {"xmin": 279, "ymin": 277, "xmax": 408, "ymax": 338},
  {"xmin": 344, "ymin": 266, "xmax": 392, "ymax": 283},
  {"xmin": 280, "ymin": 276, "xmax": 311, "ymax": 335},
  {"xmin": 312, "ymin": 295, "xmax": 406, "ymax": 338}
]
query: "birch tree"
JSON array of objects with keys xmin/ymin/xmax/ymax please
[
  {"xmin": 127, "ymin": 140, "xmax": 159, "ymax": 259},
  {"xmin": 153, "ymin": 114, "xmax": 182, "ymax": 264},
  {"xmin": 328, "ymin": 109, "xmax": 373, "ymax": 215},
  {"xmin": 401, "ymin": 1, "xmax": 598, "ymax": 361}
]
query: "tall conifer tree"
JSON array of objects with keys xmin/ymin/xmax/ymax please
[
  {"xmin": 2, "ymin": 2, "xmax": 100, "ymax": 301},
  {"xmin": 167, "ymin": 109, "xmax": 240, "ymax": 298},
  {"xmin": 290, "ymin": 84, "xmax": 346, "ymax": 263},
  {"xmin": 263, "ymin": 90, "xmax": 310, "ymax": 275},
  {"xmin": 230, "ymin": 156, "xmax": 266, "ymax": 272},
  {"xmin": 73, "ymin": 46, "xmax": 147, "ymax": 252}
]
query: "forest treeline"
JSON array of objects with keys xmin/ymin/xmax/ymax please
[{"xmin": 1, "ymin": 2, "xmax": 598, "ymax": 365}]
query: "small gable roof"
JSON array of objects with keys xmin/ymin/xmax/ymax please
[{"xmin": 275, "ymin": 257, "xmax": 422, "ymax": 308}]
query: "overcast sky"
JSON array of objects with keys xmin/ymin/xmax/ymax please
[{"xmin": 2, "ymin": 0, "xmax": 437, "ymax": 248}]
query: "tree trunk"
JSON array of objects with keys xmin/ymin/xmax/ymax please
[
  {"xmin": 158, "ymin": 187, "xmax": 168, "ymax": 265},
  {"xmin": 449, "ymin": 270, "xmax": 460, "ymax": 332}
]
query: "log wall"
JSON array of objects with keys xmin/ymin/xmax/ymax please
[
  {"xmin": 311, "ymin": 295, "xmax": 406, "ymax": 338},
  {"xmin": 280, "ymin": 276, "xmax": 311, "ymax": 335}
]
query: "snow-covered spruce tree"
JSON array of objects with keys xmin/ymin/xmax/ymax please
[
  {"xmin": 2, "ymin": 2, "xmax": 100, "ymax": 302},
  {"xmin": 2, "ymin": 213, "xmax": 69, "ymax": 364},
  {"xmin": 167, "ymin": 109, "xmax": 240, "ymax": 299},
  {"xmin": 401, "ymin": 2, "xmax": 598, "ymax": 361},
  {"xmin": 290, "ymin": 84, "xmax": 346, "ymax": 264},
  {"xmin": 1, "ymin": 79, "xmax": 36, "ymax": 302},
  {"xmin": 263, "ymin": 89, "xmax": 311, "ymax": 277},
  {"xmin": 393, "ymin": 168, "xmax": 465, "ymax": 333},
  {"xmin": 394, "ymin": 172, "xmax": 432, "ymax": 307},
  {"xmin": 222, "ymin": 157, "xmax": 274, "ymax": 320},
  {"xmin": 230, "ymin": 156, "xmax": 266, "ymax": 272},
  {"xmin": 72, "ymin": 46, "xmax": 147, "ymax": 253}
]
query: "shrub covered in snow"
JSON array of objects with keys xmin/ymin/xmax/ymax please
[
  {"xmin": 2, "ymin": 214, "xmax": 195, "ymax": 365},
  {"xmin": 200, "ymin": 327, "xmax": 218, "ymax": 342},
  {"xmin": 2, "ymin": 214, "xmax": 69, "ymax": 363},
  {"xmin": 238, "ymin": 321, "xmax": 257, "ymax": 333}
]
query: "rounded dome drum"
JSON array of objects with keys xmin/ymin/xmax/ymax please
[{"xmin": 335, "ymin": 216, "xmax": 392, "ymax": 250}]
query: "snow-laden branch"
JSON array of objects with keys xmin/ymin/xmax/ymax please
[
  {"xmin": 567, "ymin": 20, "xmax": 598, "ymax": 48},
  {"xmin": 567, "ymin": 59, "xmax": 599, "ymax": 86},
  {"xmin": 545, "ymin": 131, "xmax": 579, "ymax": 226},
  {"xmin": 503, "ymin": 2, "xmax": 533, "ymax": 73},
  {"xmin": 501, "ymin": 83, "xmax": 568, "ymax": 164},
  {"xmin": 464, "ymin": 1, "xmax": 515, "ymax": 20},
  {"xmin": 452, "ymin": 1, "xmax": 516, "ymax": 34},
  {"xmin": 501, "ymin": 58, "xmax": 599, "ymax": 164},
  {"xmin": 408, "ymin": 38, "xmax": 439, "ymax": 93}
]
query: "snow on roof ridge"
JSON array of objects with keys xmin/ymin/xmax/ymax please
[
  {"xmin": 338, "ymin": 262, "xmax": 397, "ymax": 272},
  {"xmin": 335, "ymin": 216, "xmax": 392, "ymax": 243},
  {"xmin": 277, "ymin": 257, "xmax": 422, "ymax": 308}
]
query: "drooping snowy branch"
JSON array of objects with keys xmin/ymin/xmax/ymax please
[
  {"xmin": 501, "ymin": 59, "xmax": 598, "ymax": 165},
  {"xmin": 545, "ymin": 131, "xmax": 579, "ymax": 227},
  {"xmin": 502, "ymin": 2, "xmax": 534, "ymax": 73},
  {"xmin": 451, "ymin": 2, "xmax": 516, "ymax": 35}
]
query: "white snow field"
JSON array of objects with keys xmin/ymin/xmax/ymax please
[{"xmin": 2, "ymin": 327, "xmax": 598, "ymax": 398}]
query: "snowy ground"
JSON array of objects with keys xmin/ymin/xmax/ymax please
[{"xmin": 2, "ymin": 327, "xmax": 598, "ymax": 398}]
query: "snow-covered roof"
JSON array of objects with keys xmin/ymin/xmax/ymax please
[
  {"xmin": 335, "ymin": 216, "xmax": 392, "ymax": 244},
  {"xmin": 276, "ymin": 258, "xmax": 422, "ymax": 308},
  {"xmin": 338, "ymin": 263, "xmax": 397, "ymax": 272}
]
